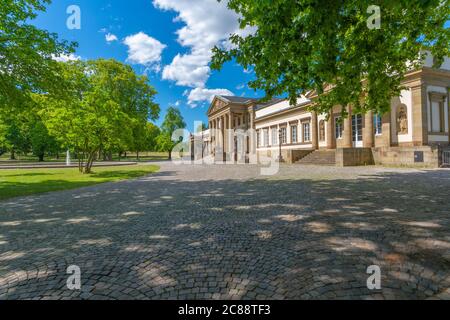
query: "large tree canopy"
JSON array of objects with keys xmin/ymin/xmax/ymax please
[
  {"xmin": 0, "ymin": 0, "xmax": 75, "ymax": 110},
  {"xmin": 212, "ymin": 0, "xmax": 450, "ymax": 115},
  {"xmin": 39, "ymin": 59, "xmax": 160, "ymax": 173}
]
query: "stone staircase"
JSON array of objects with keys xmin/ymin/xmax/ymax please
[{"xmin": 296, "ymin": 150, "xmax": 336, "ymax": 166}]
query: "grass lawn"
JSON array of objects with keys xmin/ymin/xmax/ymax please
[
  {"xmin": 0, "ymin": 165, "xmax": 159, "ymax": 201},
  {"xmin": 0, "ymin": 152, "xmax": 169, "ymax": 163}
]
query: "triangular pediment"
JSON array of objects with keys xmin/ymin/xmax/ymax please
[{"xmin": 207, "ymin": 96, "xmax": 230, "ymax": 115}]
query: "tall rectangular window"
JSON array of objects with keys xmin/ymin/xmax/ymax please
[
  {"xmin": 264, "ymin": 129, "xmax": 269, "ymax": 147},
  {"xmin": 271, "ymin": 127, "xmax": 278, "ymax": 146},
  {"xmin": 335, "ymin": 117, "xmax": 343, "ymax": 139},
  {"xmin": 291, "ymin": 125, "xmax": 298, "ymax": 143},
  {"xmin": 280, "ymin": 127, "xmax": 287, "ymax": 144},
  {"xmin": 429, "ymin": 92, "xmax": 447, "ymax": 133},
  {"xmin": 374, "ymin": 114, "xmax": 382, "ymax": 135},
  {"xmin": 431, "ymin": 101, "xmax": 444, "ymax": 133},
  {"xmin": 257, "ymin": 130, "xmax": 261, "ymax": 148},
  {"xmin": 303, "ymin": 122, "xmax": 311, "ymax": 142}
]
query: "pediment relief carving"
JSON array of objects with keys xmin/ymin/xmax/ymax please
[{"xmin": 209, "ymin": 99, "xmax": 228, "ymax": 115}]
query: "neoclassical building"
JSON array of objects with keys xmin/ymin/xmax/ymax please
[{"xmin": 201, "ymin": 54, "xmax": 450, "ymax": 167}]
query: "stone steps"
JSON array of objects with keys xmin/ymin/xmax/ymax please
[{"xmin": 296, "ymin": 150, "xmax": 336, "ymax": 166}]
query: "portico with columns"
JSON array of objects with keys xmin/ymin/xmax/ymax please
[
  {"xmin": 201, "ymin": 54, "xmax": 450, "ymax": 167},
  {"xmin": 207, "ymin": 96, "xmax": 258, "ymax": 162}
]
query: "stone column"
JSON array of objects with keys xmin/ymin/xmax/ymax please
[
  {"xmin": 326, "ymin": 112, "xmax": 336, "ymax": 149},
  {"xmin": 411, "ymin": 84, "xmax": 428, "ymax": 146},
  {"xmin": 228, "ymin": 112, "xmax": 234, "ymax": 161},
  {"xmin": 448, "ymin": 87, "xmax": 450, "ymax": 144},
  {"xmin": 287, "ymin": 122, "xmax": 291, "ymax": 144},
  {"xmin": 382, "ymin": 112, "xmax": 391, "ymax": 147},
  {"xmin": 221, "ymin": 116, "xmax": 225, "ymax": 160},
  {"xmin": 210, "ymin": 119, "xmax": 214, "ymax": 155},
  {"xmin": 343, "ymin": 106, "xmax": 353, "ymax": 148},
  {"xmin": 311, "ymin": 111, "xmax": 319, "ymax": 150},
  {"xmin": 249, "ymin": 109, "xmax": 255, "ymax": 129},
  {"xmin": 298, "ymin": 120, "xmax": 303, "ymax": 143},
  {"xmin": 248, "ymin": 107, "xmax": 256, "ymax": 163},
  {"xmin": 214, "ymin": 119, "xmax": 219, "ymax": 154},
  {"xmin": 363, "ymin": 110, "xmax": 374, "ymax": 148}
]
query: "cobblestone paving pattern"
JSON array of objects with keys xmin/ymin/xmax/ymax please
[{"xmin": 1, "ymin": 163, "xmax": 449, "ymax": 300}]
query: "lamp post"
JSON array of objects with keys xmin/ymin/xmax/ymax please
[{"xmin": 277, "ymin": 128, "xmax": 284, "ymax": 162}]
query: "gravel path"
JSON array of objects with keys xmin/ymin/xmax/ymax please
[{"xmin": 0, "ymin": 162, "xmax": 449, "ymax": 300}]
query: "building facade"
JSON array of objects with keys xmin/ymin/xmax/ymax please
[{"xmin": 203, "ymin": 55, "xmax": 450, "ymax": 167}]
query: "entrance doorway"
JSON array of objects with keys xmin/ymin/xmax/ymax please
[{"xmin": 352, "ymin": 115, "xmax": 363, "ymax": 148}]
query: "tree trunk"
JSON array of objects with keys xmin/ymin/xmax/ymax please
[
  {"xmin": 136, "ymin": 151, "xmax": 140, "ymax": 161},
  {"xmin": 38, "ymin": 153, "xmax": 44, "ymax": 162},
  {"xmin": 83, "ymin": 152, "xmax": 95, "ymax": 174},
  {"xmin": 168, "ymin": 150, "xmax": 172, "ymax": 160},
  {"xmin": 10, "ymin": 149, "xmax": 16, "ymax": 160}
]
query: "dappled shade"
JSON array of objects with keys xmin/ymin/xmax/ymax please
[{"xmin": 0, "ymin": 164, "xmax": 449, "ymax": 300}]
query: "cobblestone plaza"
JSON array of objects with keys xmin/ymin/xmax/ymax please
[{"xmin": 1, "ymin": 163, "xmax": 449, "ymax": 300}]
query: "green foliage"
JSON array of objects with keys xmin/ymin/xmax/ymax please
[
  {"xmin": 145, "ymin": 122, "xmax": 161, "ymax": 152},
  {"xmin": 157, "ymin": 107, "xmax": 186, "ymax": 159},
  {"xmin": 161, "ymin": 106, "xmax": 187, "ymax": 135},
  {"xmin": 0, "ymin": 113, "xmax": 30, "ymax": 159},
  {"xmin": 0, "ymin": 0, "xmax": 76, "ymax": 111},
  {"xmin": 128, "ymin": 122, "xmax": 161, "ymax": 158},
  {"xmin": 29, "ymin": 120, "xmax": 58, "ymax": 161},
  {"xmin": 212, "ymin": 0, "xmax": 450, "ymax": 116},
  {"xmin": 38, "ymin": 59, "xmax": 160, "ymax": 173}
]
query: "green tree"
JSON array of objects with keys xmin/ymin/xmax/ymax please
[
  {"xmin": 157, "ymin": 107, "xmax": 186, "ymax": 160},
  {"xmin": 212, "ymin": 1, "xmax": 450, "ymax": 116},
  {"xmin": 145, "ymin": 122, "xmax": 161, "ymax": 152},
  {"xmin": 129, "ymin": 122, "xmax": 161, "ymax": 160},
  {"xmin": 0, "ymin": 113, "xmax": 30, "ymax": 159},
  {"xmin": 29, "ymin": 119, "xmax": 58, "ymax": 161},
  {"xmin": 40, "ymin": 59, "xmax": 160, "ymax": 173},
  {"xmin": 0, "ymin": 0, "xmax": 76, "ymax": 112},
  {"xmin": 196, "ymin": 122, "xmax": 208, "ymax": 133}
]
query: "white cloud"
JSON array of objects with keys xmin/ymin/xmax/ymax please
[
  {"xmin": 153, "ymin": 0, "xmax": 254, "ymax": 88},
  {"xmin": 52, "ymin": 53, "xmax": 81, "ymax": 62},
  {"xmin": 123, "ymin": 32, "xmax": 167, "ymax": 71},
  {"xmin": 162, "ymin": 53, "xmax": 210, "ymax": 88},
  {"xmin": 187, "ymin": 87, "xmax": 233, "ymax": 107},
  {"xmin": 105, "ymin": 33, "xmax": 118, "ymax": 42}
]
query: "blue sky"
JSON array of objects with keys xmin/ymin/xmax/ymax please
[{"xmin": 32, "ymin": 0, "xmax": 262, "ymax": 131}]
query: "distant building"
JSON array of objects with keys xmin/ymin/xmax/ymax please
[{"xmin": 199, "ymin": 54, "xmax": 450, "ymax": 167}]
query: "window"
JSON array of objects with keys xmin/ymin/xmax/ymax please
[
  {"xmin": 374, "ymin": 114, "xmax": 382, "ymax": 135},
  {"xmin": 264, "ymin": 129, "xmax": 269, "ymax": 147},
  {"xmin": 271, "ymin": 127, "xmax": 278, "ymax": 146},
  {"xmin": 303, "ymin": 122, "xmax": 311, "ymax": 142},
  {"xmin": 429, "ymin": 93, "xmax": 446, "ymax": 133},
  {"xmin": 335, "ymin": 117, "xmax": 343, "ymax": 139},
  {"xmin": 257, "ymin": 130, "xmax": 261, "ymax": 148},
  {"xmin": 280, "ymin": 127, "xmax": 287, "ymax": 144},
  {"xmin": 291, "ymin": 125, "xmax": 298, "ymax": 143}
]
